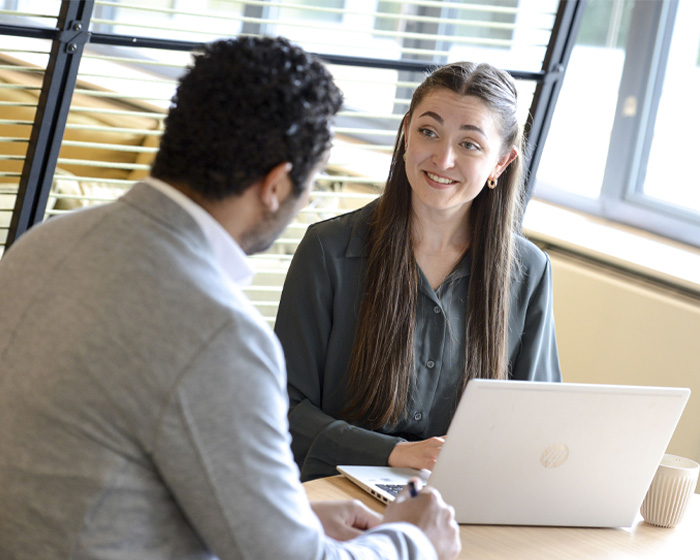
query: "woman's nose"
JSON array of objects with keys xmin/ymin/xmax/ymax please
[{"xmin": 432, "ymin": 141, "xmax": 455, "ymax": 169}]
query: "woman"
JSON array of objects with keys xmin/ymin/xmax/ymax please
[{"xmin": 275, "ymin": 61, "xmax": 562, "ymax": 482}]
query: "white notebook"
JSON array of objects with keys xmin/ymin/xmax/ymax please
[{"xmin": 338, "ymin": 379, "xmax": 690, "ymax": 527}]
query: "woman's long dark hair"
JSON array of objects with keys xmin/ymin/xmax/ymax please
[{"xmin": 343, "ymin": 62, "xmax": 524, "ymax": 429}]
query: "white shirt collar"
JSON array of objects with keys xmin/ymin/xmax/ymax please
[{"xmin": 142, "ymin": 176, "xmax": 254, "ymax": 287}]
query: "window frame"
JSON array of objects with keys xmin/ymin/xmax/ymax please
[{"xmin": 534, "ymin": 0, "xmax": 700, "ymax": 248}]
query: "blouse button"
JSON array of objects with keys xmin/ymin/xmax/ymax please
[
  {"xmin": 414, "ymin": 412, "xmax": 422, "ymax": 421},
  {"xmin": 433, "ymin": 305, "xmax": 441, "ymax": 314},
  {"xmin": 426, "ymin": 360, "xmax": 435, "ymax": 369}
]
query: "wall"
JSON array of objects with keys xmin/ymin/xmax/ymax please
[{"xmin": 548, "ymin": 250, "xmax": 700, "ymax": 490}]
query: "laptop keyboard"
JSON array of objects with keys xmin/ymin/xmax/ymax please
[{"xmin": 377, "ymin": 483, "xmax": 405, "ymax": 496}]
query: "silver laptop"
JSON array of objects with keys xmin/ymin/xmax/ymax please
[{"xmin": 338, "ymin": 379, "xmax": 690, "ymax": 527}]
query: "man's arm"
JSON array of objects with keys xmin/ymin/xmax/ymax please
[{"xmin": 150, "ymin": 313, "xmax": 440, "ymax": 560}]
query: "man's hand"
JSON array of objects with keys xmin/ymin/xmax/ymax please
[
  {"xmin": 388, "ymin": 436, "xmax": 445, "ymax": 470},
  {"xmin": 383, "ymin": 480, "xmax": 461, "ymax": 560},
  {"xmin": 310, "ymin": 499, "xmax": 383, "ymax": 541}
]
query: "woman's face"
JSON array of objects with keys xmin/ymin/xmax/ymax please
[{"xmin": 404, "ymin": 89, "xmax": 516, "ymax": 216}]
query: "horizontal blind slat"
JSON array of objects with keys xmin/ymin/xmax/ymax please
[
  {"xmin": 70, "ymin": 107, "xmax": 166, "ymax": 120},
  {"xmin": 63, "ymin": 123, "xmax": 160, "ymax": 135},
  {"xmin": 0, "ymin": 10, "xmax": 57, "ymax": 19},
  {"xmin": 56, "ymin": 158, "xmax": 150, "ymax": 170},
  {"xmin": 60, "ymin": 140, "xmax": 158, "ymax": 153}
]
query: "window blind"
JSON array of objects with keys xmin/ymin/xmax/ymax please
[
  {"xmin": 88, "ymin": 0, "xmax": 555, "ymax": 68},
  {"xmin": 1, "ymin": 0, "xmax": 560, "ymax": 324}
]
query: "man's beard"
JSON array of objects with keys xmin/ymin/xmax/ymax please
[{"xmin": 239, "ymin": 195, "xmax": 299, "ymax": 256}]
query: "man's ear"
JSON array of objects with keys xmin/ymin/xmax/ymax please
[{"xmin": 259, "ymin": 162, "xmax": 293, "ymax": 212}]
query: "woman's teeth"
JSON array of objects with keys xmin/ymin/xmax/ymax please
[{"xmin": 426, "ymin": 172, "xmax": 454, "ymax": 184}]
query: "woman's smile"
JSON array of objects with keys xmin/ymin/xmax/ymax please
[{"xmin": 424, "ymin": 170, "xmax": 458, "ymax": 187}]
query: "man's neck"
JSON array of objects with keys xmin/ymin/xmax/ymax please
[{"xmin": 161, "ymin": 179, "xmax": 257, "ymax": 250}]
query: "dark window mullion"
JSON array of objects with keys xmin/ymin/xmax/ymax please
[
  {"xmin": 523, "ymin": 0, "xmax": 587, "ymax": 204},
  {"xmin": 7, "ymin": 0, "xmax": 95, "ymax": 248}
]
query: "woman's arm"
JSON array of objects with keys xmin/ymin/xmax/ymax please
[
  {"xmin": 275, "ymin": 223, "xmax": 403, "ymax": 480},
  {"xmin": 509, "ymin": 250, "xmax": 562, "ymax": 382}
]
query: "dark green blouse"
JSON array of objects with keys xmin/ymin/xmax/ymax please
[{"xmin": 275, "ymin": 201, "xmax": 561, "ymax": 481}]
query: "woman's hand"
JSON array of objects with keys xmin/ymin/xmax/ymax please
[
  {"xmin": 387, "ymin": 436, "xmax": 445, "ymax": 470},
  {"xmin": 310, "ymin": 499, "xmax": 383, "ymax": 541}
]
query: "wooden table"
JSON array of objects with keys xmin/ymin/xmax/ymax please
[{"xmin": 305, "ymin": 475, "xmax": 699, "ymax": 559}]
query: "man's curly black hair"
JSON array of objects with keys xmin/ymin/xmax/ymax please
[{"xmin": 151, "ymin": 36, "xmax": 343, "ymax": 200}]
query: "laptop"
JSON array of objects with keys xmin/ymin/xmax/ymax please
[{"xmin": 338, "ymin": 379, "xmax": 690, "ymax": 527}]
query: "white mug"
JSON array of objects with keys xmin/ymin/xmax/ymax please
[{"xmin": 640, "ymin": 454, "xmax": 699, "ymax": 528}]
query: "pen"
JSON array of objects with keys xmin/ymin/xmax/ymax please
[{"xmin": 407, "ymin": 480, "xmax": 419, "ymax": 498}]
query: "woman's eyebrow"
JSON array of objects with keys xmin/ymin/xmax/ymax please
[
  {"xmin": 461, "ymin": 124, "xmax": 487, "ymax": 138},
  {"xmin": 418, "ymin": 110, "xmax": 487, "ymax": 137},
  {"xmin": 419, "ymin": 110, "xmax": 444, "ymax": 123}
]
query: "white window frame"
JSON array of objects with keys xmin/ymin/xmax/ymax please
[{"xmin": 534, "ymin": 0, "xmax": 700, "ymax": 248}]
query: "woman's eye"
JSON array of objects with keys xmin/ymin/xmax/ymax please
[
  {"xmin": 418, "ymin": 127, "xmax": 436, "ymax": 138},
  {"xmin": 462, "ymin": 141, "xmax": 480, "ymax": 151}
]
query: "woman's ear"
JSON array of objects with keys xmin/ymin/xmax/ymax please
[
  {"xmin": 494, "ymin": 146, "xmax": 518, "ymax": 179},
  {"xmin": 402, "ymin": 113, "xmax": 410, "ymax": 151},
  {"xmin": 259, "ymin": 162, "xmax": 293, "ymax": 212}
]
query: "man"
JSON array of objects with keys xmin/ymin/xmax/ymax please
[{"xmin": 0, "ymin": 37, "xmax": 460, "ymax": 560}]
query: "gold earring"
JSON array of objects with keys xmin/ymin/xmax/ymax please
[
  {"xmin": 487, "ymin": 178, "xmax": 497, "ymax": 189},
  {"xmin": 403, "ymin": 153, "xmax": 406, "ymax": 162}
]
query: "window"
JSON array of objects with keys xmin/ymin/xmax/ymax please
[
  {"xmin": 0, "ymin": 0, "xmax": 574, "ymax": 322},
  {"xmin": 534, "ymin": 0, "xmax": 700, "ymax": 248}
]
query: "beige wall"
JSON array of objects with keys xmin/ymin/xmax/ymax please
[{"xmin": 549, "ymin": 250, "xmax": 700, "ymax": 490}]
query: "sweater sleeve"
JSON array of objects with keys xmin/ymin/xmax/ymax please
[
  {"xmin": 151, "ymin": 309, "xmax": 434, "ymax": 560},
  {"xmin": 275, "ymin": 226, "xmax": 402, "ymax": 481}
]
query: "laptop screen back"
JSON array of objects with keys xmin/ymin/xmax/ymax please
[{"xmin": 428, "ymin": 379, "xmax": 690, "ymax": 527}]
